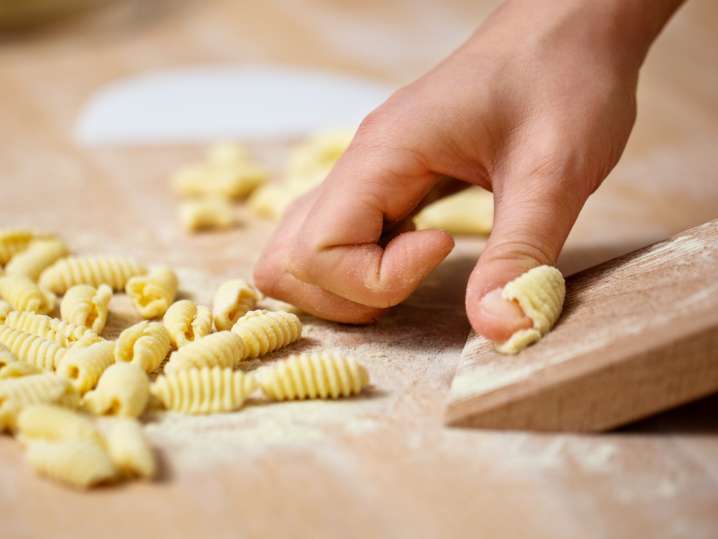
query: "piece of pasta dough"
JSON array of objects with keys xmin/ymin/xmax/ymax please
[
  {"xmin": 413, "ymin": 187, "xmax": 494, "ymax": 235},
  {"xmin": 0, "ymin": 229, "xmax": 35, "ymax": 265},
  {"xmin": 162, "ymin": 300, "xmax": 212, "ymax": 348},
  {"xmin": 84, "ymin": 363, "xmax": 149, "ymax": 418},
  {"xmin": 0, "ymin": 374, "xmax": 76, "ymax": 430},
  {"xmin": 115, "ymin": 321, "xmax": 171, "ymax": 373},
  {"xmin": 0, "ymin": 274, "xmax": 56, "ymax": 314},
  {"xmin": 60, "ymin": 284, "xmax": 112, "ymax": 334},
  {"xmin": 3, "ymin": 310, "xmax": 95, "ymax": 347},
  {"xmin": 0, "ymin": 300, "xmax": 11, "ymax": 323},
  {"xmin": 231, "ymin": 309, "xmax": 302, "ymax": 359},
  {"xmin": 126, "ymin": 266, "xmax": 178, "ymax": 319},
  {"xmin": 25, "ymin": 439, "xmax": 116, "ymax": 488},
  {"xmin": 17, "ymin": 404, "xmax": 101, "ymax": 444},
  {"xmin": 56, "ymin": 340, "xmax": 115, "ymax": 393},
  {"xmin": 179, "ymin": 197, "xmax": 236, "ymax": 232},
  {"xmin": 39, "ymin": 255, "xmax": 147, "ymax": 294},
  {"xmin": 97, "ymin": 417, "xmax": 156, "ymax": 478},
  {"xmin": 259, "ymin": 351, "xmax": 369, "ymax": 401},
  {"xmin": 162, "ymin": 331, "xmax": 245, "ymax": 373},
  {"xmin": 151, "ymin": 367, "xmax": 256, "ymax": 414},
  {"xmin": 4, "ymin": 238, "xmax": 69, "ymax": 281},
  {"xmin": 494, "ymin": 265, "xmax": 566, "ymax": 355},
  {"xmin": 0, "ymin": 326, "xmax": 67, "ymax": 371},
  {"xmin": 212, "ymin": 279, "xmax": 261, "ymax": 331},
  {"xmin": 0, "ymin": 361, "xmax": 41, "ymax": 379},
  {"xmin": 247, "ymin": 183, "xmax": 297, "ymax": 220},
  {"xmin": 0, "ymin": 343, "xmax": 16, "ymax": 369}
]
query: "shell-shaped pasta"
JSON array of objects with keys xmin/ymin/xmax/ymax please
[
  {"xmin": 17, "ymin": 404, "xmax": 101, "ymax": 444},
  {"xmin": 162, "ymin": 300, "xmax": 212, "ymax": 348},
  {"xmin": 0, "ymin": 343, "xmax": 16, "ymax": 369},
  {"xmin": 0, "ymin": 361, "xmax": 41, "ymax": 379},
  {"xmin": 39, "ymin": 256, "xmax": 147, "ymax": 294},
  {"xmin": 414, "ymin": 187, "xmax": 494, "ymax": 235},
  {"xmin": 0, "ymin": 274, "xmax": 55, "ymax": 314},
  {"xmin": 3, "ymin": 310, "xmax": 95, "ymax": 347},
  {"xmin": 0, "ymin": 374, "xmax": 76, "ymax": 430},
  {"xmin": 231, "ymin": 309, "xmax": 302, "ymax": 359},
  {"xmin": 60, "ymin": 284, "xmax": 112, "ymax": 334},
  {"xmin": 126, "ymin": 266, "xmax": 178, "ymax": 319},
  {"xmin": 84, "ymin": 363, "xmax": 149, "ymax": 417},
  {"xmin": 0, "ymin": 326, "xmax": 67, "ymax": 371},
  {"xmin": 162, "ymin": 331, "xmax": 245, "ymax": 373},
  {"xmin": 0, "ymin": 300, "xmax": 11, "ymax": 323},
  {"xmin": 212, "ymin": 279, "xmax": 261, "ymax": 331},
  {"xmin": 259, "ymin": 351, "xmax": 369, "ymax": 401},
  {"xmin": 115, "ymin": 321, "xmax": 171, "ymax": 373},
  {"xmin": 97, "ymin": 417, "xmax": 155, "ymax": 478},
  {"xmin": 4, "ymin": 238, "xmax": 69, "ymax": 281},
  {"xmin": 151, "ymin": 367, "xmax": 256, "ymax": 414},
  {"xmin": 495, "ymin": 265, "xmax": 566, "ymax": 355},
  {"xmin": 56, "ymin": 340, "xmax": 115, "ymax": 393},
  {"xmin": 25, "ymin": 440, "xmax": 116, "ymax": 488},
  {"xmin": 179, "ymin": 197, "xmax": 235, "ymax": 232},
  {"xmin": 173, "ymin": 161, "xmax": 267, "ymax": 200},
  {"xmin": 0, "ymin": 229, "xmax": 34, "ymax": 265}
]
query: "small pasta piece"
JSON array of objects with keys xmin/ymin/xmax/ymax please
[
  {"xmin": 126, "ymin": 266, "xmax": 178, "ymax": 319},
  {"xmin": 247, "ymin": 183, "xmax": 296, "ymax": 220},
  {"xmin": 0, "ymin": 374, "xmax": 76, "ymax": 430},
  {"xmin": 231, "ymin": 309, "xmax": 302, "ymax": 359},
  {"xmin": 25, "ymin": 440, "xmax": 116, "ymax": 488},
  {"xmin": 212, "ymin": 279, "xmax": 261, "ymax": 331},
  {"xmin": 0, "ymin": 361, "xmax": 41, "ymax": 379},
  {"xmin": 84, "ymin": 363, "xmax": 149, "ymax": 417},
  {"xmin": 162, "ymin": 300, "xmax": 212, "ymax": 348},
  {"xmin": 0, "ymin": 229, "xmax": 34, "ymax": 265},
  {"xmin": 259, "ymin": 351, "xmax": 369, "ymax": 401},
  {"xmin": 2, "ymin": 310, "xmax": 94, "ymax": 347},
  {"xmin": 179, "ymin": 197, "xmax": 235, "ymax": 232},
  {"xmin": 115, "ymin": 321, "xmax": 171, "ymax": 373},
  {"xmin": 172, "ymin": 162, "xmax": 267, "ymax": 200},
  {"xmin": 0, "ymin": 343, "xmax": 16, "ymax": 368},
  {"xmin": 17, "ymin": 404, "xmax": 101, "ymax": 444},
  {"xmin": 97, "ymin": 417, "xmax": 156, "ymax": 478},
  {"xmin": 39, "ymin": 255, "xmax": 147, "ymax": 294},
  {"xmin": 4, "ymin": 238, "xmax": 69, "ymax": 281},
  {"xmin": 0, "ymin": 299, "xmax": 11, "ymax": 322},
  {"xmin": 56, "ymin": 340, "xmax": 115, "ymax": 393},
  {"xmin": 60, "ymin": 284, "xmax": 112, "ymax": 334},
  {"xmin": 162, "ymin": 331, "xmax": 245, "ymax": 373},
  {"xmin": 413, "ymin": 187, "xmax": 494, "ymax": 235},
  {"xmin": 0, "ymin": 326, "xmax": 67, "ymax": 371},
  {"xmin": 151, "ymin": 367, "xmax": 256, "ymax": 414},
  {"xmin": 0, "ymin": 274, "xmax": 55, "ymax": 314}
]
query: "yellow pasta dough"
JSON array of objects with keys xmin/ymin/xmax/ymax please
[
  {"xmin": 259, "ymin": 351, "xmax": 369, "ymax": 401},
  {"xmin": 0, "ymin": 229, "xmax": 34, "ymax": 265},
  {"xmin": 0, "ymin": 326, "xmax": 67, "ymax": 371},
  {"xmin": 179, "ymin": 197, "xmax": 236, "ymax": 232},
  {"xmin": 494, "ymin": 265, "xmax": 566, "ymax": 355},
  {"xmin": 151, "ymin": 367, "xmax": 256, "ymax": 414},
  {"xmin": 231, "ymin": 309, "xmax": 302, "ymax": 359},
  {"xmin": 212, "ymin": 279, "xmax": 261, "ymax": 331},
  {"xmin": 60, "ymin": 283, "xmax": 113, "ymax": 334},
  {"xmin": 4, "ymin": 238, "xmax": 69, "ymax": 281},
  {"xmin": 115, "ymin": 321, "xmax": 171, "ymax": 373},
  {"xmin": 0, "ymin": 299, "xmax": 11, "ymax": 322},
  {"xmin": 0, "ymin": 374, "xmax": 76, "ymax": 430},
  {"xmin": 56, "ymin": 340, "xmax": 115, "ymax": 393},
  {"xmin": 162, "ymin": 331, "xmax": 245, "ymax": 373},
  {"xmin": 3, "ymin": 310, "xmax": 95, "ymax": 347},
  {"xmin": 126, "ymin": 266, "xmax": 178, "ymax": 319},
  {"xmin": 0, "ymin": 361, "xmax": 41, "ymax": 379},
  {"xmin": 25, "ymin": 439, "xmax": 116, "ymax": 488},
  {"xmin": 162, "ymin": 299, "xmax": 212, "ymax": 348},
  {"xmin": 247, "ymin": 183, "xmax": 298, "ymax": 220},
  {"xmin": 413, "ymin": 187, "xmax": 494, "ymax": 235},
  {"xmin": 0, "ymin": 274, "xmax": 56, "ymax": 314},
  {"xmin": 84, "ymin": 363, "xmax": 149, "ymax": 418},
  {"xmin": 17, "ymin": 403, "xmax": 101, "ymax": 444},
  {"xmin": 97, "ymin": 417, "xmax": 156, "ymax": 478},
  {"xmin": 39, "ymin": 255, "xmax": 147, "ymax": 294},
  {"xmin": 0, "ymin": 342, "xmax": 16, "ymax": 368}
]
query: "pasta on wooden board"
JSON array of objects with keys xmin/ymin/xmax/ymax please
[
  {"xmin": 0, "ymin": 229, "xmax": 35, "ymax": 265},
  {"xmin": 17, "ymin": 404, "xmax": 101, "ymax": 444},
  {"xmin": 97, "ymin": 417, "xmax": 156, "ymax": 478},
  {"xmin": 162, "ymin": 300, "xmax": 212, "ymax": 348},
  {"xmin": 4, "ymin": 238, "xmax": 69, "ymax": 281},
  {"xmin": 212, "ymin": 279, "xmax": 261, "ymax": 331},
  {"xmin": 126, "ymin": 266, "xmax": 178, "ymax": 319},
  {"xmin": 39, "ymin": 255, "xmax": 147, "ymax": 294},
  {"xmin": 0, "ymin": 274, "xmax": 55, "ymax": 314},
  {"xmin": 25, "ymin": 439, "xmax": 116, "ymax": 488},
  {"xmin": 0, "ymin": 326, "xmax": 67, "ymax": 371},
  {"xmin": 231, "ymin": 309, "xmax": 302, "ymax": 359},
  {"xmin": 84, "ymin": 363, "xmax": 149, "ymax": 418},
  {"xmin": 4, "ymin": 310, "xmax": 96, "ymax": 347},
  {"xmin": 179, "ymin": 197, "xmax": 235, "ymax": 232},
  {"xmin": 60, "ymin": 284, "xmax": 112, "ymax": 334},
  {"xmin": 115, "ymin": 321, "xmax": 171, "ymax": 373},
  {"xmin": 162, "ymin": 331, "xmax": 245, "ymax": 373},
  {"xmin": 56, "ymin": 340, "xmax": 115, "ymax": 393},
  {"xmin": 0, "ymin": 374, "xmax": 76, "ymax": 430}
]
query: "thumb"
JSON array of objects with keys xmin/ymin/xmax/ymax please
[{"xmin": 465, "ymin": 175, "xmax": 586, "ymax": 342}]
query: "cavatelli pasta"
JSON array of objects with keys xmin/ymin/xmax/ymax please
[
  {"xmin": 56, "ymin": 340, "xmax": 115, "ymax": 393},
  {"xmin": 97, "ymin": 417, "xmax": 155, "ymax": 478},
  {"xmin": 231, "ymin": 309, "xmax": 302, "ymax": 359},
  {"xmin": 3, "ymin": 310, "xmax": 95, "ymax": 347},
  {"xmin": 126, "ymin": 266, "xmax": 178, "ymax": 319},
  {"xmin": 4, "ymin": 238, "xmax": 69, "ymax": 281},
  {"xmin": 151, "ymin": 367, "xmax": 256, "ymax": 414},
  {"xmin": 0, "ymin": 361, "xmax": 40, "ymax": 379},
  {"xmin": 0, "ymin": 274, "xmax": 55, "ymax": 314},
  {"xmin": 0, "ymin": 326, "xmax": 67, "ymax": 371},
  {"xmin": 39, "ymin": 256, "xmax": 147, "ymax": 294},
  {"xmin": 413, "ymin": 187, "xmax": 494, "ymax": 236},
  {"xmin": 0, "ymin": 300, "xmax": 11, "ymax": 323},
  {"xmin": 17, "ymin": 404, "xmax": 101, "ymax": 444},
  {"xmin": 84, "ymin": 363, "xmax": 149, "ymax": 417},
  {"xmin": 60, "ymin": 284, "xmax": 112, "ymax": 334},
  {"xmin": 0, "ymin": 229, "xmax": 34, "ymax": 265},
  {"xmin": 258, "ymin": 351, "xmax": 369, "ymax": 401},
  {"xmin": 115, "ymin": 321, "xmax": 171, "ymax": 373},
  {"xmin": 179, "ymin": 197, "xmax": 235, "ymax": 232},
  {"xmin": 212, "ymin": 279, "xmax": 261, "ymax": 331},
  {"xmin": 0, "ymin": 374, "xmax": 76, "ymax": 430},
  {"xmin": 25, "ymin": 439, "xmax": 116, "ymax": 488},
  {"xmin": 162, "ymin": 331, "xmax": 245, "ymax": 373},
  {"xmin": 162, "ymin": 300, "xmax": 212, "ymax": 348}
]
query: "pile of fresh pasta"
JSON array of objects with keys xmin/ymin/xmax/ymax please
[{"xmin": 0, "ymin": 229, "xmax": 370, "ymax": 489}]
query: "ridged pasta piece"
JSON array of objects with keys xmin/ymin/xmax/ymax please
[
  {"xmin": 162, "ymin": 300, "xmax": 212, "ymax": 348},
  {"xmin": 0, "ymin": 361, "xmax": 41, "ymax": 379},
  {"xmin": 39, "ymin": 256, "xmax": 147, "ymax": 294},
  {"xmin": 179, "ymin": 197, "xmax": 235, "ymax": 232},
  {"xmin": 0, "ymin": 326, "xmax": 67, "ymax": 371},
  {"xmin": 84, "ymin": 363, "xmax": 149, "ymax": 417},
  {"xmin": 259, "ymin": 351, "xmax": 369, "ymax": 401},
  {"xmin": 56, "ymin": 340, "xmax": 115, "ymax": 393},
  {"xmin": 0, "ymin": 300, "xmax": 11, "ymax": 323},
  {"xmin": 25, "ymin": 440, "xmax": 116, "ymax": 488},
  {"xmin": 59, "ymin": 284, "xmax": 112, "ymax": 334},
  {"xmin": 494, "ymin": 265, "xmax": 566, "ymax": 355},
  {"xmin": 126, "ymin": 266, "xmax": 178, "ymax": 319},
  {"xmin": 162, "ymin": 331, "xmax": 245, "ymax": 373},
  {"xmin": 413, "ymin": 187, "xmax": 494, "ymax": 235},
  {"xmin": 0, "ymin": 274, "xmax": 55, "ymax": 314},
  {"xmin": 151, "ymin": 367, "xmax": 256, "ymax": 414},
  {"xmin": 0, "ymin": 343, "xmax": 16, "ymax": 368},
  {"xmin": 4, "ymin": 238, "xmax": 69, "ymax": 281},
  {"xmin": 231, "ymin": 309, "xmax": 302, "ymax": 359},
  {"xmin": 97, "ymin": 417, "xmax": 156, "ymax": 478},
  {"xmin": 212, "ymin": 279, "xmax": 261, "ymax": 331},
  {"xmin": 115, "ymin": 321, "xmax": 171, "ymax": 373},
  {"xmin": 17, "ymin": 404, "xmax": 101, "ymax": 444},
  {"xmin": 0, "ymin": 374, "xmax": 76, "ymax": 430},
  {"xmin": 0, "ymin": 229, "xmax": 34, "ymax": 265},
  {"xmin": 3, "ymin": 310, "xmax": 95, "ymax": 347}
]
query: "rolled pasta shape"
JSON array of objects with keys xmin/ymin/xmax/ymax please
[
  {"xmin": 162, "ymin": 300, "xmax": 212, "ymax": 348},
  {"xmin": 0, "ymin": 229, "xmax": 34, "ymax": 265},
  {"xmin": 212, "ymin": 279, "xmax": 261, "ymax": 331},
  {"xmin": 115, "ymin": 321, "xmax": 171, "ymax": 373},
  {"xmin": 4, "ymin": 238, "xmax": 69, "ymax": 281},
  {"xmin": 56, "ymin": 340, "xmax": 115, "ymax": 393},
  {"xmin": 4, "ymin": 310, "xmax": 95, "ymax": 347},
  {"xmin": 0, "ymin": 373, "xmax": 76, "ymax": 430},
  {"xmin": 25, "ymin": 439, "xmax": 116, "ymax": 488},
  {"xmin": 84, "ymin": 363, "xmax": 149, "ymax": 417},
  {"xmin": 60, "ymin": 284, "xmax": 112, "ymax": 334},
  {"xmin": 0, "ymin": 326, "xmax": 67, "ymax": 371},
  {"xmin": 0, "ymin": 343, "xmax": 17, "ymax": 369},
  {"xmin": 0, "ymin": 274, "xmax": 55, "ymax": 314},
  {"xmin": 0, "ymin": 300, "xmax": 11, "ymax": 323},
  {"xmin": 39, "ymin": 255, "xmax": 147, "ymax": 294},
  {"xmin": 0, "ymin": 361, "xmax": 41, "ymax": 379},
  {"xmin": 17, "ymin": 404, "xmax": 101, "ymax": 444},
  {"xmin": 231, "ymin": 309, "xmax": 302, "ymax": 359},
  {"xmin": 162, "ymin": 331, "xmax": 245, "ymax": 373},
  {"xmin": 413, "ymin": 187, "xmax": 494, "ymax": 236},
  {"xmin": 179, "ymin": 197, "xmax": 235, "ymax": 232},
  {"xmin": 97, "ymin": 417, "xmax": 155, "ymax": 478},
  {"xmin": 126, "ymin": 266, "xmax": 178, "ymax": 319}
]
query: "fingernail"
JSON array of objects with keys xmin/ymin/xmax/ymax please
[{"xmin": 479, "ymin": 289, "xmax": 531, "ymax": 329}]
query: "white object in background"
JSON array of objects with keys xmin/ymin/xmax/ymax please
[{"xmin": 75, "ymin": 65, "xmax": 394, "ymax": 145}]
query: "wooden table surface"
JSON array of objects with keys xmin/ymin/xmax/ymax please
[{"xmin": 1, "ymin": 1, "xmax": 717, "ymax": 538}]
